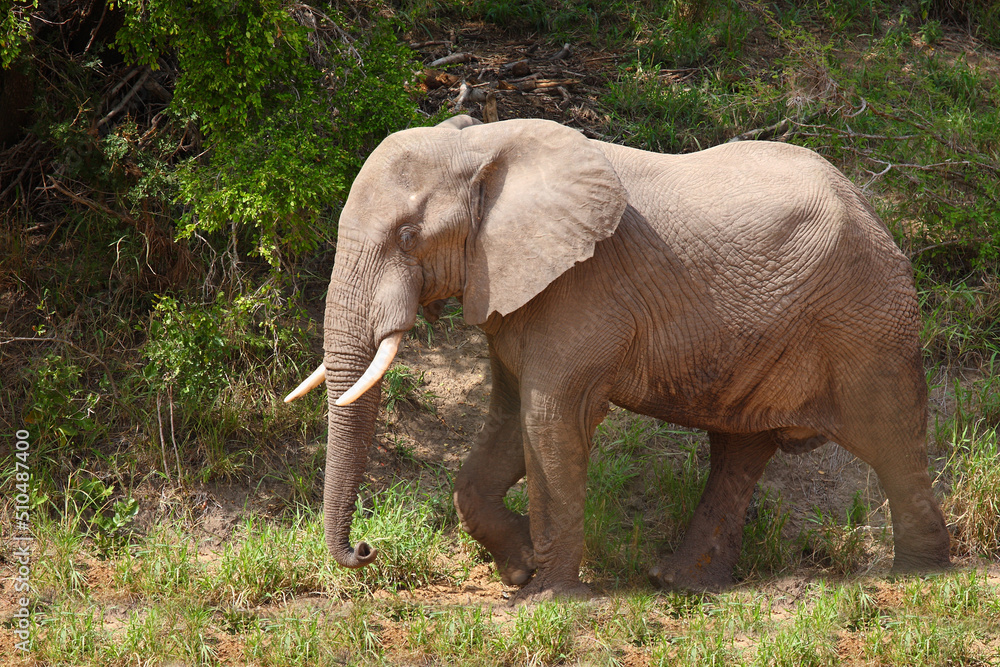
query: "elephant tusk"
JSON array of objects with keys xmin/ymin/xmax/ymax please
[
  {"xmin": 284, "ymin": 364, "xmax": 326, "ymax": 403},
  {"xmin": 335, "ymin": 331, "xmax": 404, "ymax": 407}
]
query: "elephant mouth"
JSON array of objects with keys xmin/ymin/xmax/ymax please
[{"xmin": 283, "ymin": 331, "xmax": 404, "ymax": 406}]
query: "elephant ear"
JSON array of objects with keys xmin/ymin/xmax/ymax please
[{"xmin": 460, "ymin": 119, "xmax": 628, "ymax": 326}]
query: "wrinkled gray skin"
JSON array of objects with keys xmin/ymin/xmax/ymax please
[{"xmin": 315, "ymin": 115, "xmax": 950, "ymax": 602}]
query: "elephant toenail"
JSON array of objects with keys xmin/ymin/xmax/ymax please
[{"xmin": 508, "ymin": 569, "xmax": 531, "ymax": 585}]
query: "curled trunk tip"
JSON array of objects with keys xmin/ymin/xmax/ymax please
[{"xmin": 332, "ymin": 540, "xmax": 377, "ymax": 568}]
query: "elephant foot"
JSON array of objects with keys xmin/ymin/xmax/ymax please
[
  {"xmin": 887, "ymin": 501, "xmax": 952, "ymax": 575},
  {"xmin": 483, "ymin": 513, "xmax": 536, "ymax": 586},
  {"xmin": 453, "ymin": 492, "xmax": 537, "ymax": 585},
  {"xmin": 496, "ymin": 544, "xmax": 537, "ymax": 586},
  {"xmin": 648, "ymin": 552, "xmax": 734, "ymax": 593},
  {"xmin": 510, "ymin": 576, "xmax": 591, "ymax": 605},
  {"xmin": 889, "ymin": 546, "xmax": 952, "ymax": 575}
]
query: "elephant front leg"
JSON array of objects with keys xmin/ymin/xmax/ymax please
[
  {"xmin": 650, "ymin": 430, "xmax": 778, "ymax": 592},
  {"xmin": 454, "ymin": 358, "xmax": 535, "ymax": 586},
  {"xmin": 511, "ymin": 404, "xmax": 595, "ymax": 603}
]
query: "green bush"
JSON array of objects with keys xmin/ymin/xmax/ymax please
[
  {"xmin": 113, "ymin": 0, "xmax": 425, "ymax": 266},
  {"xmin": 142, "ymin": 286, "xmax": 307, "ymax": 407}
]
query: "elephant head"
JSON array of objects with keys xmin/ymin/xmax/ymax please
[{"xmin": 285, "ymin": 117, "xmax": 628, "ymax": 568}]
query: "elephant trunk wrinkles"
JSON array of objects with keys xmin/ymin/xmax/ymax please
[
  {"xmin": 323, "ymin": 343, "xmax": 381, "ymax": 569},
  {"xmin": 320, "ymin": 228, "xmax": 421, "ymax": 568}
]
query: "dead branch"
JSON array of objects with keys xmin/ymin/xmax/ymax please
[
  {"xmin": 46, "ymin": 176, "xmax": 193, "ymax": 284},
  {"xmin": 868, "ymin": 158, "xmax": 976, "ymax": 172},
  {"xmin": 501, "ymin": 59, "xmax": 531, "ymax": 76},
  {"xmin": 422, "ymin": 69, "xmax": 460, "ymax": 90},
  {"xmin": 506, "ymin": 72, "xmax": 541, "ymax": 84},
  {"xmin": 410, "ymin": 40, "xmax": 451, "ymax": 50},
  {"xmin": 455, "ymin": 81, "xmax": 488, "ymax": 108},
  {"xmin": 843, "ymin": 98, "xmax": 867, "ymax": 118},
  {"xmin": 861, "ymin": 162, "xmax": 893, "ymax": 192},
  {"xmin": 429, "ymin": 52, "xmax": 475, "ymax": 68},
  {"xmin": 47, "ymin": 177, "xmax": 136, "ymax": 224},
  {"xmin": 168, "ymin": 384, "xmax": 181, "ymax": 481},
  {"xmin": 911, "ymin": 240, "xmax": 971, "ymax": 259},
  {"xmin": 0, "ymin": 142, "xmax": 40, "ymax": 203},
  {"xmin": 791, "ymin": 124, "xmax": 920, "ymax": 141},
  {"xmin": 556, "ymin": 86, "xmax": 572, "ymax": 107},
  {"xmin": 106, "ymin": 67, "xmax": 142, "ymax": 101},
  {"xmin": 500, "ymin": 77, "xmax": 579, "ymax": 92},
  {"xmin": 98, "ymin": 68, "xmax": 150, "ymax": 128},
  {"xmin": 550, "ymin": 43, "xmax": 571, "ymax": 61},
  {"xmin": 83, "ymin": 0, "xmax": 107, "ymax": 54},
  {"xmin": 727, "ymin": 118, "xmax": 791, "ymax": 142},
  {"xmin": 157, "ymin": 392, "xmax": 171, "ymax": 482},
  {"xmin": 483, "ymin": 93, "xmax": 499, "ymax": 123},
  {"xmin": 866, "ymin": 101, "xmax": 960, "ymax": 153}
]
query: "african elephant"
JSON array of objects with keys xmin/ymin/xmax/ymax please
[{"xmin": 285, "ymin": 115, "xmax": 950, "ymax": 601}]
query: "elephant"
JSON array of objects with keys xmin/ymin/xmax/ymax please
[{"xmin": 285, "ymin": 115, "xmax": 951, "ymax": 601}]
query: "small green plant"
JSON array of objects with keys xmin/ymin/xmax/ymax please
[
  {"xmin": 646, "ymin": 442, "xmax": 708, "ymax": 549},
  {"xmin": 943, "ymin": 423, "xmax": 1000, "ymax": 559},
  {"xmin": 332, "ymin": 482, "xmax": 458, "ymax": 593},
  {"xmin": 584, "ymin": 450, "xmax": 645, "ymax": 581},
  {"xmin": 246, "ymin": 613, "xmax": 329, "ymax": 666},
  {"xmin": 33, "ymin": 514, "xmax": 88, "ymax": 596},
  {"xmin": 755, "ymin": 592, "xmax": 839, "ymax": 667},
  {"xmin": 837, "ymin": 583, "xmax": 883, "ymax": 631},
  {"xmin": 502, "ymin": 601, "xmax": 579, "ymax": 664},
  {"xmin": 29, "ymin": 353, "xmax": 103, "ymax": 456},
  {"xmin": 653, "ymin": 612, "xmax": 737, "ymax": 666},
  {"xmin": 210, "ymin": 514, "xmax": 322, "ymax": 607},
  {"xmin": 800, "ymin": 507, "xmax": 870, "ymax": 575},
  {"xmin": 406, "ymin": 605, "xmax": 496, "ymax": 659},
  {"xmin": 737, "ymin": 487, "xmax": 794, "ymax": 580},
  {"xmin": 604, "ymin": 68, "xmax": 716, "ymax": 153},
  {"xmin": 846, "ymin": 490, "xmax": 870, "ymax": 527},
  {"xmin": 919, "ymin": 19, "xmax": 944, "ymax": 45},
  {"xmin": 34, "ymin": 603, "xmax": 105, "ymax": 665},
  {"xmin": 596, "ymin": 594, "xmax": 662, "ymax": 648},
  {"xmin": 382, "ymin": 364, "xmax": 434, "ymax": 413},
  {"xmin": 918, "ymin": 280, "xmax": 1000, "ymax": 367},
  {"xmin": 115, "ymin": 524, "xmax": 201, "ymax": 598}
]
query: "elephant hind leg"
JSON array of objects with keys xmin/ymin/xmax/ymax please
[
  {"xmin": 837, "ymin": 435, "xmax": 950, "ymax": 572},
  {"xmin": 650, "ymin": 430, "xmax": 779, "ymax": 592},
  {"xmin": 830, "ymin": 365, "xmax": 951, "ymax": 572}
]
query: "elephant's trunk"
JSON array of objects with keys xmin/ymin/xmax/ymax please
[
  {"xmin": 323, "ymin": 349, "xmax": 381, "ymax": 568},
  {"xmin": 318, "ymin": 227, "xmax": 420, "ymax": 569}
]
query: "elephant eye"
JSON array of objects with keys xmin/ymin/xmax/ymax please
[{"xmin": 397, "ymin": 226, "xmax": 418, "ymax": 252}]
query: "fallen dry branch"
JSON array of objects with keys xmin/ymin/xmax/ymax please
[
  {"xmin": 498, "ymin": 78, "xmax": 579, "ymax": 92},
  {"xmin": 422, "ymin": 69, "xmax": 461, "ymax": 90},
  {"xmin": 429, "ymin": 52, "xmax": 475, "ymax": 68},
  {"xmin": 98, "ymin": 68, "xmax": 150, "ymax": 128},
  {"xmin": 483, "ymin": 93, "xmax": 499, "ymax": 123},
  {"xmin": 727, "ymin": 118, "xmax": 792, "ymax": 142},
  {"xmin": 410, "ymin": 40, "xmax": 450, "ymax": 50},
  {"xmin": 550, "ymin": 42, "xmax": 571, "ymax": 60},
  {"xmin": 454, "ymin": 81, "xmax": 490, "ymax": 108}
]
